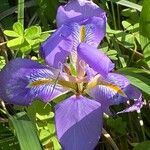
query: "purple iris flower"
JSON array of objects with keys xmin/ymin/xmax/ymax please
[
  {"xmin": 0, "ymin": 1, "xmax": 143, "ymax": 150},
  {"xmin": 0, "ymin": 58, "xmax": 143, "ymax": 150},
  {"xmin": 40, "ymin": 0, "xmax": 111, "ymax": 78}
]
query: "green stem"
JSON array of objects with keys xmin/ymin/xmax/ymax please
[
  {"xmin": 137, "ymin": 110, "xmax": 146, "ymax": 141},
  {"xmin": 42, "ymin": 30, "xmax": 56, "ymax": 34},
  {"xmin": 117, "ymin": 4, "xmax": 121, "ymax": 29},
  {"xmin": 111, "ymin": 1, "xmax": 117, "ymax": 30},
  {"xmin": 102, "ymin": 128, "xmax": 119, "ymax": 150},
  {"xmin": 0, "ymin": 100, "xmax": 10, "ymax": 117},
  {"xmin": 18, "ymin": 0, "xmax": 24, "ymax": 29}
]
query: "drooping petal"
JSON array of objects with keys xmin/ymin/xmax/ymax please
[
  {"xmin": 105, "ymin": 73, "xmax": 130, "ymax": 96},
  {"xmin": 105, "ymin": 74, "xmax": 143, "ymax": 108},
  {"xmin": 117, "ymin": 85, "xmax": 143, "ymax": 113},
  {"xmin": 89, "ymin": 84, "xmax": 123, "ymax": 112},
  {"xmin": 89, "ymin": 73, "xmax": 143, "ymax": 113},
  {"xmin": 40, "ymin": 25, "xmax": 73, "ymax": 68},
  {"xmin": 77, "ymin": 43, "xmax": 114, "ymax": 78},
  {"xmin": 0, "ymin": 58, "xmax": 65, "ymax": 105},
  {"xmin": 56, "ymin": 0, "xmax": 105, "ymax": 27},
  {"xmin": 55, "ymin": 95, "xmax": 102, "ymax": 150}
]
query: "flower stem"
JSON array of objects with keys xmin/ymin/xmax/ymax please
[
  {"xmin": 102, "ymin": 128, "xmax": 119, "ymax": 150},
  {"xmin": 18, "ymin": 0, "xmax": 24, "ymax": 29},
  {"xmin": 137, "ymin": 110, "xmax": 146, "ymax": 141},
  {"xmin": 111, "ymin": 1, "xmax": 117, "ymax": 30}
]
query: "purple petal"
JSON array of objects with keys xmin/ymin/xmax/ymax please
[
  {"xmin": 71, "ymin": 16, "xmax": 106, "ymax": 48},
  {"xmin": 86, "ymin": 66, "xmax": 97, "ymax": 81},
  {"xmin": 56, "ymin": 0, "xmax": 105, "ymax": 27},
  {"xmin": 83, "ymin": 16, "xmax": 106, "ymax": 47},
  {"xmin": 117, "ymin": 85, "xmax": 143, "ymax": 114},
  {"xmin": 77, "ymin": 43, "xmax": 114, "ymax": 77},
  {"xmin": 117, "ymin": 100, "xmax": 143, "ymax": 114},
  {"xmin": 89, "ymin": 73, "xmax": 143, "ymax": 113},
  {"xmin": 106, "ymin": 73, "xmax": 130, "ymax": 89},
  {"xmin": 89, "ymin": 73, "xmax": 129, "ymax": 112},
  {"xmin": 55, "ymin": 95, "xmax": 102, "ymax": 150},
  {"xmin": 40, "ymin": 25, "xmax": 73, "ymax": 68},
  {"xmin": 89, "ymin": 84, "xmax": 121, "ymax": 112},
  {"xmin": 0, "ymin": 58, "xmax": 65, "ymax": 105}
]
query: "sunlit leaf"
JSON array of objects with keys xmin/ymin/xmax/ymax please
[
  {"xmin": 7, "ymin": 37, "xmax": 24, "ymax": 48},
  {"xmin": 4, "ymin": 30, "xmax": 19, "ymax": 37},
  {"xmin": 25, "ymin": 26, "xmax": 41, "ymax": 39},
  {"xmin": 13, "ymin": 22, "xmax": 24, "ymax": 36}
]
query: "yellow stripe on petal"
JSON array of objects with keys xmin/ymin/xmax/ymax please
[
  {"xmin": 28, "ymin": 79, "xmax": 53, "ymax": 87},
  {"xmin": 86, "ymin": 75, "xmax": 127, "ymax": 97},
  {"xmin": 103, "ymin": 83, "xmax": 127, "ymax": 97},
  {"xmin": 80, "ymin": 25, "xmax": 86, "ymax": 42}
]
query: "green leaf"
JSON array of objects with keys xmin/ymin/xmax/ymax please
[
  {"xmin": 106, "ymin": 117, "xmax": 127, "ymax": 135},
  {"xmin": 116, "ymin": 0, "xmax": 142, "ymax": 12},
  {"xmin": 118, "ymin": 67, "xmax": 150, "ymax": 75},
  {"xmin": 35, "ymin": 0, "xmax": 59, "ymax": 28},
  {"xmin": 26, "ymin": 100, "xmax": 59, "ymax": 147},
  {"xmin": 51, "ymin": 137, "xmax": 61, "ymax": 150},
  {"xmin": 0, "ymin": 56, "xmax": 6, "ymax": 69},
  {"xmin": 4, "ymin": 30, "xmax": 20, "ymax": 37},
  {"xmin": 117, "ymin": 69, "xmax": 150, "ymax": 96},
  {"xmin": 116, "ymin": 32, "xmax": 135, "ymax": 48},
  {"xmin": 107, "ymin": 50, "xmax": 117, "ymax": 56},
  {"xmin": 140, "ymin": 0, "xmax": 150, "ymax": 58},
  {"xmin": 13, "ymin": 22, "xmax": 24, "ymax": 36},
  {"xmin": 9, "ymin": 112, "xmax": 42, "ymax": 150},
  {"xmin": 119, "ymin": 56, "xmax": 127, "ymax": 68},
  {"xmin": 122, "ymin": 21, "xmax": 131, "ymax": 29},
  {"xmin": 0, "ymin": 123, "xmax": 20, "ymax": 149},
  {"xmin": 25, "ymin": 26, "xmax": 41, "ymax": 40},
  {"xmin": 133, "ymin": 141, "xmax": 150, "ymax": 150},
  {"xmin": 7, "ymin": 37, "xmax": 24, "ymax": 48},
  {"xmin": 20, "ymin": 39, "xmax": 31, "ymax": 53}
]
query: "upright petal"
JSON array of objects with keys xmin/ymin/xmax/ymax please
[
  {"xmin": 83, "ymin": 16, "xmax": 106, "ymax": 47},
  {"xmin": 0, "ymin": 58, "xmax": 65, "ymax": 105},
  {"xmin": 40, "ymin": 25, "xmax": 73, "ymax": 68},
  {"xmin": 86, "ymin": 66, "xmax": 97, "ymax": 81},
  {"xmin": 77, "ymin": 43, "xmax": 114, "ymax": 78},
  {"xmin": 56, "ymin": 0, "xmax": 105, "ymax": 27},
  {"xmin": 55, "ymin": 95, "xmax": 102, "ymax": 150},
  {"xmin": 71, "ymin": 16, "xmax": 106, "ymax": 48}
]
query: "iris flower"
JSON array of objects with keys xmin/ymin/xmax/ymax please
[{"xmin": 0, "ymin": 0, "xmax": 143, "ymax": 150}]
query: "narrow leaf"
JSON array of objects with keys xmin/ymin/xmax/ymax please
[
  {"xmin": 116, "ymin": 0, "xmax": 142, "ymax": 12},
  {"xmin": 140, "ymin": 0, "xmax": 150, "ymax": 58},
  {"xmin": 117, "ymin": 69, "xmax": 150, "ymax": 96},
  {"xmin": 9, "ymin": 112, "xmax": 42, "ymax": 150}
]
